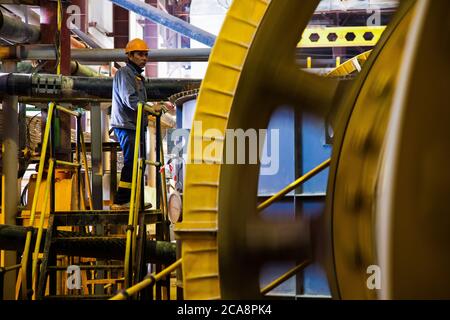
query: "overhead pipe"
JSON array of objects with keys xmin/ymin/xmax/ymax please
[
  {"xmin": 69, "ymin": 28, "xmax": 118, "ymax": 75},
  {"xmin": 109, "ymin": 0, "xmax": 216, "ymax": 47},
  {"xmin": 7, "ymin": 39, "xmax": 111, "ymax": 78},
  {"xmin": 0, "ymin": 45, "xmax": 211, "ymax": 62},
  {"xmin": 1, "ymin": 45, "xmax": 344, "ymax": 67},
  {"xmin": 0, "ymin": 72, "xmax": 201, "ymax": 100},
  {"xmin": 71, "ymin": 48, "xmax": 211, "ymax": 63},
  {"xmin": 0, "ymin": 9, "xmax": 40, "ymax": 43},
  {"xmin": 70, "ymin": 61, "xmax": 102, "ymax": 77}
]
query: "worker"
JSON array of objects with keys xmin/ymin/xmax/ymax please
[{"xmin": 110, "ymin": 38, "xmax": 173, "ymax": 209}]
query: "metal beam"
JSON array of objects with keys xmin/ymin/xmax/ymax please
[
  {"xmin": 109, "ymin": 0, "xmax": 216, "ymax": 47},
  {"xmin": 298, "ymin": 26, "xmax": 386, "ymax": 48}
]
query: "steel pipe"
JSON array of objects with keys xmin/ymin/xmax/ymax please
[
  {"xmin": 109, "ymin": 0, "xmax": 216, "ymax": 47},
  {"xmin": 0, "ymin": 10, "xmax": 40, "ymax": 44},
  {"xmin": 2, "ymin": 45, "xmax": 351, "ymax": 67},
  {"xmin": 110, "ymin": 259, "xmax": 182, "ymax": 300},
  {"xmin": 72, "ymin": 48, "xmax": 212, "ymax": 63},
  {"xmin": 15, "ymin": 60, "xmax": 101, "ymax": 77},
  {"xmin": 70, "ymin": 61, "xmax": 101, "ymax": 77},
  {"xmin": 0, "ymin": 72, "xmax": 201, "ymax": 100},
  {"xmin": 1, "ymin": 45, "xmax": 211, "ymax": 62}
]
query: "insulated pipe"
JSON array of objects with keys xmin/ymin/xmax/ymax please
[
  {"xmin": 0, "ymin": 10, "xmax": 40, "ymax": 43},
  {"xmin": 109, "ymin": 0, "xmax": 216, "ymax": 47},
  {"xmin": 14, "ymin": 60, "xmax": 102, "ymax": 77},
  {"xmin": 1, "ymin": 45, "xmax": 211, "ymax": 62},
  {"xmin": 70, "ymin": 61, "xmax": 101, "ymax": 77},
  {"xmin": 0, "ymin": 224, "xmax": 176, "ymax": 264},
  {"xmin": 0, "ymin": 72, "xmax": 201, "ymax": 100}
]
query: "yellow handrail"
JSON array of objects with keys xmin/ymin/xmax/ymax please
[
  {"xmin": 31, "ymin": 159, "xmax": 55, "ymax": 299},
  {"xmin": 19, "ymin": 102, "xmax": 55, "ymax": 300},
  {"xmin": 260, "ymin": 260, "xmax": 311, "ymax": 295},
  {"xmin": 55, "ymin": 160, "xmax": 81, "ymax": 167},
  {"xmin": 131, "ymin": 158, "xmax": 144, "ymax": 274},
  {"xmin": 56, "ymin": 105, "xmax": 81, "ymax": 118},
  {"xmin": 145, "ymin": 160, "xmax": 161, "ymax": 167},
  {"xmin": 110, "ymin": 259, "xmax": 182, "ymax": 300},
  {"xmin": 144, "ymin": 104, "xmax": 163, "ymax": 116},
  {"xmin": 159, "ymin": 133, "xmax": 168, "ymax": 224},
  {"xmin": 124, "ymin": 102, "xmax": 144, "ymax": 288},
  {"xmin": 257, "ymin": 158, "xmax": 331, "ymax": 212},
  {"xmin": 133, "ymin": 159, "xmax": 144, "ymax": 230},
  {"xmin": 79, "ymin": 125, "xmax": 94, "ymax": 210}
]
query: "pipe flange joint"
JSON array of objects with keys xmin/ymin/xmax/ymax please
[{"xmin": 32, "ymin": 74, "xmax": 62, "ymax": 96}]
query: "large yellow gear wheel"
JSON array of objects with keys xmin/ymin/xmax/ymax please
[{"xmin": 176, "ymin": 0, "xmax": 450, "ymax": 300}]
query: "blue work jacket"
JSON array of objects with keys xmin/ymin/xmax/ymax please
[{"xmin": 110, "ymin": 61, "xmax": 148, "ymax": 130}]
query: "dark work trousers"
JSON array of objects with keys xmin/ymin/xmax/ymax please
[{"xmin": 114, "ymin": 128, "xmax": 145, "ymax": 204}]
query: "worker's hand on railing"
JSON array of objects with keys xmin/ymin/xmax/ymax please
[
  {"xmin": 161, "ymin": 101, "xmax": 176, "ymax": 113},
  {"xmin": 145, "ymin": 101, "xmax": 175, "ymax": 115}
]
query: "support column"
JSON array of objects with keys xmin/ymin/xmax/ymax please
[
  {"xmin": 40, "ymin": 0, "xmax": 72, "ymax": 74},
  {"xmin": 90, "ymin": 104, "xmax": 103, "ymax": 210},
  {"xmin": 144, "ymin": 0, "xmax": 158, "ymax": 77},
  {"xmin": 101, "ymin": 105, "xmax": 111, "ymax": 205},
  {"xmin": 1, "ymin": 61, "xmax": 19, "ymax": 300},
  {"xmin": 40, "ymin": 0, "xmax": 72, "ymax": 162},
  {"xmin": 332, "ymin": 47, "xmax": 346, "ymax": 68},
  {"xmin": 147, "ymin": 125, "xmax": 156, "ymax": 188},
  {"xmin": 113, "ymin": 4, "xmax": 129, "ymax": 69},
  {"xmin": 90, "ymin": 104, "xmax": 104, "ymax": 294}
]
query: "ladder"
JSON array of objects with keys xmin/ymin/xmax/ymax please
[
  {"xmin": 36, "ymin": 208, "xmax": 162, "ymax": 300},
  {"xmin": 16, "ymin": 102, "xmax": 170, "ymax": 300}
]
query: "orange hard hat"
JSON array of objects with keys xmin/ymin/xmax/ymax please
[{"xmin": 125, "ymin": 38, "xmax": 149, "ymax": 53}]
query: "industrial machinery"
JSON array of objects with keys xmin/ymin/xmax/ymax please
[
  {"xmin": 1, "ymin": 0, "xmax": 449, "ymax": 301},
  {"xmin": 176, "ymin": 0, "xmax": 450, "ymax": 300}
]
